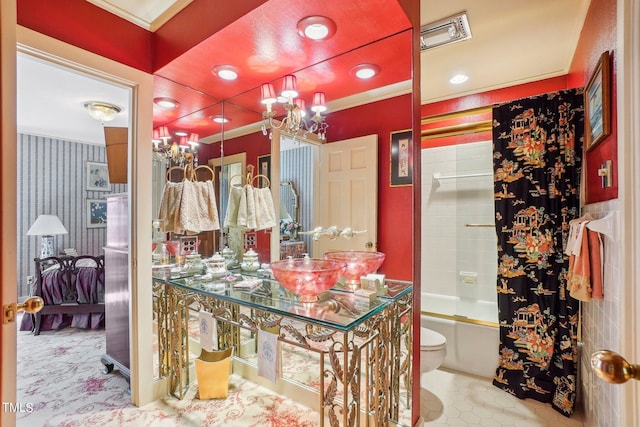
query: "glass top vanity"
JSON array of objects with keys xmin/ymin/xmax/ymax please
[
  {"xmin": 153, "ymin": 272, "xmax": 412, "ymax": 426},
  {"xmin": 171, "ymin": 273, "xmax": 409, "ymax": 331}
]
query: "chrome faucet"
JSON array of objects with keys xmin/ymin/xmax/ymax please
[{"xmin": 299, "ymin": 226, "xmax": 367, "ymax": 240}]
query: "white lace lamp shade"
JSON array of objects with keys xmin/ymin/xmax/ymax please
[{"xmin": 26, "ymin": 215, "xmax": 68, "ymax": 258}]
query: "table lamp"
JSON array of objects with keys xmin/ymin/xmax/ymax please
[{"xmin": 26, "ymin": 215, "xmax": 68, "ymax": 258}]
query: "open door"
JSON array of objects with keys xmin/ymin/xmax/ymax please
[
  {"xmin": 1, "ymin": 2, "xmax": 18, "ymax": 425},
  {"xmin": 104, "ymin": 126, "xmax": 128, "ymax": 184},
  {"xmin": 314, "ymin": 134, "xmax": 378, "ymax": 255}
]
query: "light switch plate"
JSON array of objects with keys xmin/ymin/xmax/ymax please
[{"xmin": 598, "ymin": 160, "xmax": 612, "ymax": 188}]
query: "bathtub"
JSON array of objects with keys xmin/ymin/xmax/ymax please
[{"xmin": 421, "ymin": 292, "xmax": 499, "ymax": 378}]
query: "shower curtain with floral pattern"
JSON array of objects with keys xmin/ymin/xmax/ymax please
[{"xmin": 492, "ymin": 89, "xmax": 583, "ymax": 416}]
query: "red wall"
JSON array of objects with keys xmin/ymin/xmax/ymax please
[
  {"xmin": 421, "ymin": 76, "xmax": 568, "ymax": 149},
  {"xmin": 202, "ymin": 94, "xmax": 414, "ymax": 280},
  {"xmin": 17, "ymin": 0, "xmax": 153, "ymax": 72},
  {"xmin": 329, "ymin": 95, "xmax": 414, "ymax": 281},
  {"xmin": 567, "ymin": 0, "xmax": 618, "ymax": 203}
]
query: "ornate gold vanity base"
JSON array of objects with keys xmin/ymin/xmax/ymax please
[{"xmin": 154, "ymin": 279, "xmax": 412, "ymax": 426}]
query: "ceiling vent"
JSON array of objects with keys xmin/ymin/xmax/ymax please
[{"xmin": 420, "ymin": 12, "xmax": 472, "ymax": 51}]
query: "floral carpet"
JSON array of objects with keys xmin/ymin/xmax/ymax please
[{"xmin": 16, "ymin": 323, "xmax": 322, "ymax": 426}]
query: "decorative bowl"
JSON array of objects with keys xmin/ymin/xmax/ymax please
[
  {"xmin": 270, "ymin": 258, "xmax": 347, "ymax": 303},
  {"xmin": 164, "ymin": 241, "xmax": 181, "ymax": 255},
  {"xmin": 323, "ymin": 251, "xmax": 385, "ymax": 287}
]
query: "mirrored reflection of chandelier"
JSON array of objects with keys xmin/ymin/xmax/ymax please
[
  {"xmin": 152, "ymin": 126, "xmax": 199, "ymax": 166},
  {"xmin": 260, "ymin": 74, "xmax": 328, "ymax": 141}
]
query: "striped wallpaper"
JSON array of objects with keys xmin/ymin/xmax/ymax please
[
  {"xmin": 280, "ymin": 144, "xmax": 318, "ymax": 256},
  {"xmin": 17, "ymin": 133, "xmax": 127, "ymax": 297}
]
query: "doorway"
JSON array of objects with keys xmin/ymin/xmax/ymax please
[{"xmin": 2, "ymin": 25, "xmax": 157, "ymax": 416}]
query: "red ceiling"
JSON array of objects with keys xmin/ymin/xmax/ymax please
[
  {"xmin": 152, "ymin": 0, "xmax": 413, "ymax": 139},
  {"xmin": 18, "ymin": 0, "xmax": 413, "ymax": 141}
]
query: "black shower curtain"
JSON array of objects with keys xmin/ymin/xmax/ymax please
[{"xmin": 492, "ymin": 89, "xmax": 583, "ymax": 416}]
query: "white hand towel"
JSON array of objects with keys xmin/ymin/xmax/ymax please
[
  {"xmin": 237, "ymin": 185, "xmax": 248, "ymax": 228},
  {"xmin": 224, "ymin": 186, "xmax": 244, "ymax": 228},
  {"xmin": 179, "ymin": 179, "xmax": 200, "ymax": 233},
  {"xmin": 245, "ymin": 184, "xmax": 257, "ymax": 230},
  {"xmin": 257, "ymin": 329, "xmax": 280, "ymax": 383},
  {"xmin": 199, "ymin": 310, "xmax": 218, "ymax": 351},
  {"xmin": 206, "ymin": 180, "xmax": 221, "ymax": 230},
  {"xmin": 254, "ymin": 187, "xmax": 277, "ymax": 230},
  {"xmin": 158, "ymin": 181, "xmax": 184, "ymax": 233},
  {"xmin": 194, "ymin": 180, "xmax": 220, "ymax": 231}
]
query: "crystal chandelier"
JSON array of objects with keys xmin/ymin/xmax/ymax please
[
  {"xmin": 260, "ymin": 75, "xmax": 328, "ymax": 141},
  {"xmin": 152, "ymin": 126, "xmax": 199, "ymax": 166}
]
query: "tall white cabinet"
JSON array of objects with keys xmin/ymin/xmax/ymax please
[{"xmin": 101, "ymin": 193, "xmax": 131, "ymax": 383}]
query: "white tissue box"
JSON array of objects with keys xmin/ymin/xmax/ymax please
[
  {"xmin": 354, "ymin": 288, "xmax": 377, "ymax": 302},
  {"xmin": 361, "ymin": 273, "xmax": 386, "ymax": 295}
]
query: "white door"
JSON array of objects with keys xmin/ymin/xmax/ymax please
[{"xmin": 314, "ymin": 134, "xmax": 378, "ymax": 256}]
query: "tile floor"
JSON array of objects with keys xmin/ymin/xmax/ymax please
[{"xmin": 420, "ymin": 368, "xmax": 584, "ymax": 426}]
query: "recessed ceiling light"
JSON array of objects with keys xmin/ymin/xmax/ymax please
[
  {"xmin": 351, "ymin": 64, "xmax": 380, "ymax": 80},
  {"xmin": 212, "ymin": 65, "xmax": 238, "ymax": 81},
  {"xmin": 211, "ymin": 115, "xmax": 229, "ymax": 124},
  {"xmin": 449, "ymin": 74, "xmax": 469, "ymax": 84},
  {"xmin": 153, "ymin": 97, "xmax": 179, "ymax": 109},
  {"xmin": 297, "ymin": 16, "xmax": 337, "ymax": 40},
  {"xmin": 175, "ymin": 130, "xmax": 188, "ymax": 137}
]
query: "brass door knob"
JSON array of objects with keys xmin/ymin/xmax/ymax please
[
  {"xmin": 591, "ymin": 350, "xmax": 640, "ymax": 384},
  {"xmin": 365, "ymin": 241, "xmax": 373, "ymax": 249},
  {"xmin": 2, "ymin": 296, "xmax": 44, "ymax": 324},
  {"xmin": 20, "ymin": 296, "xmax": 45, "ymax": 313}
]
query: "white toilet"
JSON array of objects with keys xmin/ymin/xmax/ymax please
[{"xmin": 420, "ymin": 327, "xmax": 447, "ymax": 374}]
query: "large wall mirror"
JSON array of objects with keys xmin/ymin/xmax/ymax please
[
  {"xmin": 151, "ymin": 32, "xmax": 412, "ymax": 265},
  {"xmin": 150, "ymin": 5, "xmax": 414, "ymax": 423}
]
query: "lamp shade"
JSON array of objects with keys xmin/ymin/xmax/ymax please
[
  {"xmin": 281, "ymin": 75, "xmax": 298, "ymax": 98},
  {"xmin": 294, "ymin": 98, "xmax": 307, "ymax": 118},
  {"xmin": 158, "ymin": 126, "xmax": 171, "ymax": 140},
  {"xmin": 27, "ymin": 215, "xmax": 68, "ymax": 236},
  {"xmin": 260, "ymin": 83, "xmax": 277, "ymax": 105},
  {"xmin": 188, "ymin": 133, "xmax": 200, "ymax": 144},
  {"xmin": 311, "ymin": 92, "xmax": 327, "ymax": 113}
]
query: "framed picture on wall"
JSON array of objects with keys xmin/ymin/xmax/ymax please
[
  {"xmin": 390, "ymin": 129, "xmax": 413, "ymax": 187},
  {"xmin": 585, "ymin": 51, "xmax": 611, "ymax": 151},
  {"xmin": 86, "ymin": 161, "xmax": 111, "ymax": 191},
  {"xmin": 86, "ymin": 198, "xmax": 107, "ymax": 228},
  {"xmin": 257, "ymin": 154, "xmax": 271, "ymax": 188}
]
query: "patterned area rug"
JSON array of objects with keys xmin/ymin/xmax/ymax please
[{"xmin": 16, "ymin": 325, "xmax": 322, "ymax": 426}]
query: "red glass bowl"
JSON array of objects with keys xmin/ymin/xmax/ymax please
[
  {"xmin": 270, "ymin": 258, "xmax": 347, "ymax": 303},
  {"xmin": 323, "ymin": 251, "xmax": 385, "ymax": 286}
]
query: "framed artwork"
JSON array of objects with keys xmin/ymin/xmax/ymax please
[
  {"xmin": 257, "ymin": 154, "xmax": 271, "ymax": 188},
  {"xmin": 86, "ymin": 161, "xmax": 111, "ymax": 191},
  {"xmin": 585, "ymin": 51, "xmax": 611, "ymax": 151},
  {"xmin": 86, "ymin": 199, "xmax": 107, "ymax": 228},
  {"xmin": 390, "ymin": 129, "xmax": 413, "ymax": 187}
]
